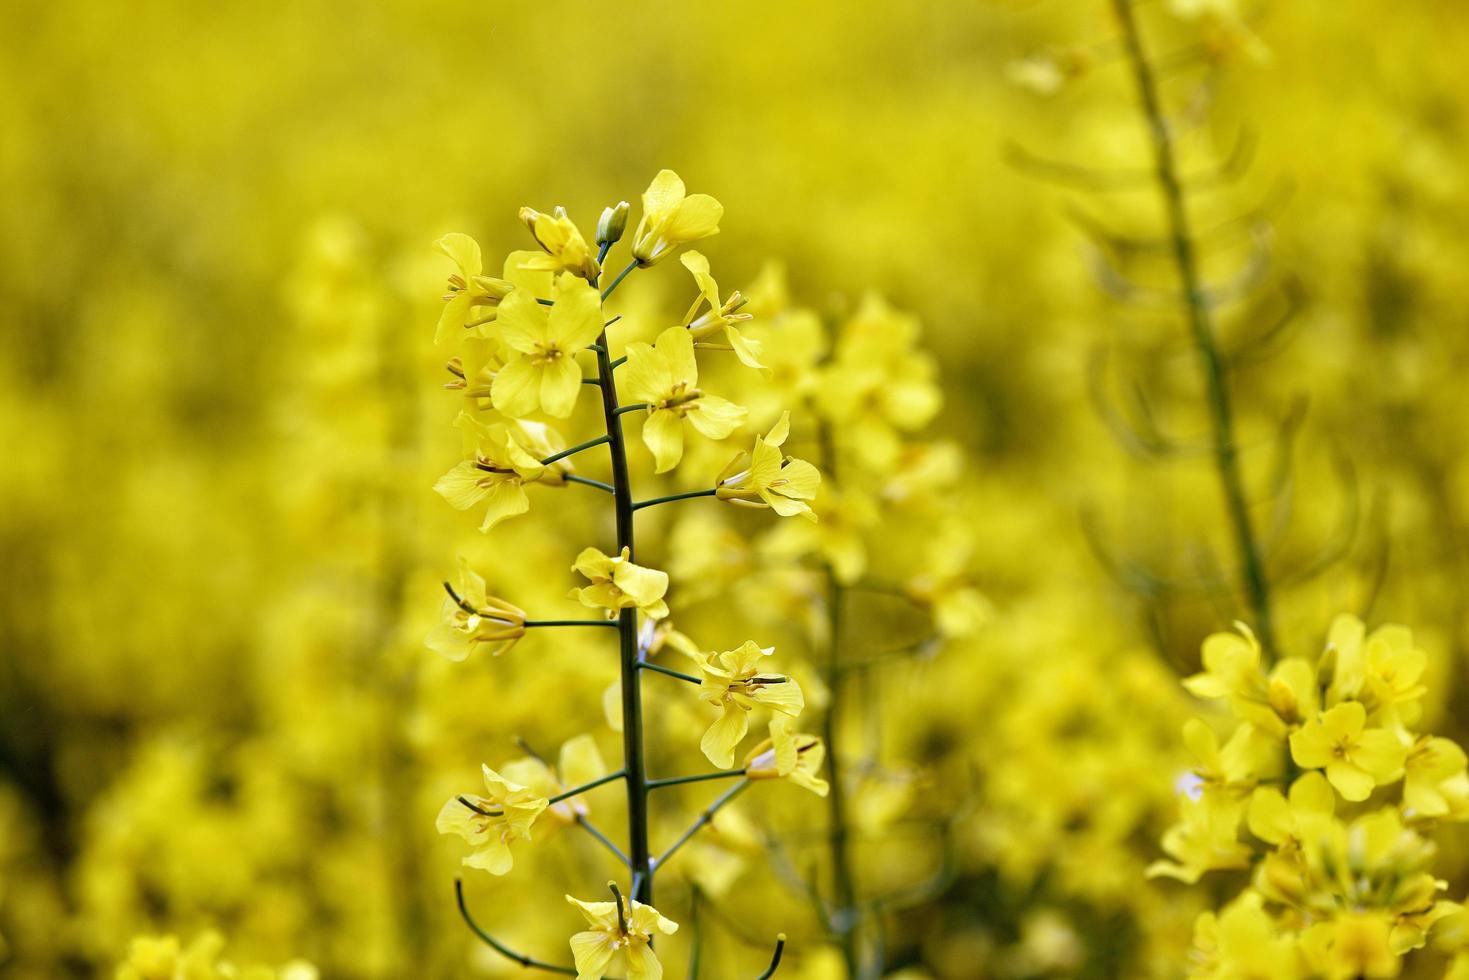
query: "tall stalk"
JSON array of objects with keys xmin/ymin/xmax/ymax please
[
  {"xmin": 591, "ymin": 256, "xmax": 654, "ymax": 904},
  {"xmin": 1111, "ymin": 0, "xmax": 1279, "ymax": 659}
]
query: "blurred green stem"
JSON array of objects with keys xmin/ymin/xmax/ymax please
[{"xmin": 1112, "ymin": 0, "xmax": 1279, "ymax": 659}]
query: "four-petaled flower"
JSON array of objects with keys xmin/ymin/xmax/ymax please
[
  {"xmin": 623, "ymin": 325, "xmax": 747, "ymax": 473},
  {"xmin": 565, "ymin": 893, "xmax": 678, "ymax": 980},
  {"xmin": 519, "ymin": 206, "xmax": 601, "ymax": 281},
  {"xmin": 434, "ymin": 416, "xmax": 549, "ymax": 532},
  {"xmin": 679, "ymin": 251, "xmax": 763, "ymax": 369},
  {"xmin": 744, "ymin": 717, "xmax": 829, "ymax": 796},
  {"xmin": 436, "ymin": 765, "xmax": 548, "ymax": 875},
  {"xmin": 697, "ymin": 641, "xmax": 804, "ymax": 768},
  {"xmin": 427, "ymin": 559, "xmax": 527, "ymax": 661},
  {"xmin": 493, "ymin": 272, "xmax": 605, "ymax": 418},
  {"xmin": 715, "ymin": 411, "xmax": 821, "ymax": 520},
  {"xmin": 631, "ymin": 170, "xmax": 722, "ymax": 267},
  {"xmin": 434, "ymin": 233, "xmax": 514, "ymax": 344},
  {"xmin": 1289, "ymin": 701, "xmax": 1406, "ymax": 802},
  {"xmin": 571, "ymin": 546, "xmax": 670, "ymax": 621}
]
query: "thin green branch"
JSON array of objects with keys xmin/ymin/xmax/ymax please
[
  {"xmin": 542, "ymin": 434, "xmax": 610, "ymax": 466},
  {"xmin": 455, "ymin": 879, "xmax": 577, "ymax": 975},
  {"xmin": 652, "ymin": 780, "xmax": 749, "ymax": 870},
  {"xmin": 647, "ymin": 769, "xmax": 748, "ymax": 791},
  {"xmin": 576, "ymin": 814, "xmax": 632, "ymax": 867},
  {"xmin": 525, "ymin": 619, "xmax": 620, "ymax": 629},
  {"xmin": 631, "ymin": 488, "xmax": 718, "ymax": 511},
  {"xmin": 614, "ymin": 402, "xmax": 650, "ymax": 417},
  {"xmin": 756, "ymin": 935, "xmax": 788, "ymax": 980},
  {"xmin": 547, "ymin": 770, "xmax": 627, "ymax": 805},
  {"xmin": 637, "ymin": 661, "xmax": 702, "ymax": 685},
  {"xmin": 564, "ymin": 474, "xmax": 615, "ymax": 494},
  {"xmin": 1112, "ymin": 0, "xmax": 1279, "ymax": 659},
  {"xmin": 601, "ymin": 258, "xmax": 639, "ymax": 300}
]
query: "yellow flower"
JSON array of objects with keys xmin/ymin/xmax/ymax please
[
  {"xmin": 565, "ymin": 892, "xmax": 678, "ymax": 980},
  {"xmin": 518, "ymin": 206, "xmax": 601, "ymax": 281},
  {"xmin": 714, "ymin": 412, "xmax": 821, "ymax": 520},
  {"xmin": 1182, "ymin": 622, "xmax": 1265, "ymax": 702},
  {"xmin": 1187, "ymin": 894, "xmax": 1301, "ymax": 980},
  {"xmin": 1247, "ymin": 770, "xmax": 1334, "ymax": 850},
  {"xmin": 743, "ymin": 716, "xmax": 829, "ymax": 796},
  {"xmin": 623, "ymin": 325, "xmax": 747, "ymax": 473},
  {"xmin": 426, "ymin": 558, "xmax": 526, "ymax": 661},
  {"xmin": 1289, "ymin": 701, "xmax": 1406, "ymax": 801},
  {"xmin": 492, "ymin": 272, "xmax": 604, "ymax": 418},
  {"xmin": 631, "ymin": 169, "xmax": 722, "ymax": 266},
  {"xmin": 1302, "ymin": 912, "xmax": 1400, "ymax": 980},
  {"xmin": 434, "ymin": 233, "xmax": 514, "ymax": 345},
  {"xmin": 1146, "ymin": 795, "xmax": 1251, "ymax": 883},
  {"xmin": 678, "ymin": 250, "xmax": 763, "ymax": 369},
  {"xmin": 571, "ymin": 546, "xmax": 670, "ymax": 620},
  {"xmin": 697, "ymin": 640, "xmax": 804, "ymax": 768},
  {"xmin": 1182, "ymin": 718, "xmax": 1272, "ymax": 825},
  {"xmin": 435, "ymin": 765, "xmax": 548, "ymax": 875},
  {"xmin": 433, "ymin": 416, "xmax": 547, "ymax": 532},
  {"xmin": 1403, "ymin": 735, "xmax": 1468, "ymax": 818},
  {"xmin": 498, "ymin": 734, "xmax": 608, "ymax": 827}
]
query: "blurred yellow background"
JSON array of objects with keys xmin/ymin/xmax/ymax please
[{"xmin": 4, "ymin": 0, "xmax": 1469, "ymax": 976}]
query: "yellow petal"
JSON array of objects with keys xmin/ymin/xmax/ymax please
[
  {"xmin": 700, "ymin": 705, "xmax": 749, "ymax": 769},
  {"xmin": 436, "ymin": 233, "xmax": 482, "ymax": 277},
  {"xmin": 642, "ymin": 410, "xmax": 685, "ymax": 473},
  {"xmin": 491, "ymin": 357, "xmax": 542, "ymax": 418}
]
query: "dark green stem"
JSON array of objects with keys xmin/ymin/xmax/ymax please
[
  {"xmin": 638, "ymin": 661, "xmax": 702, "ymax": 685},
  {"xmin": 455, "ymin": 879, "xmax": 577, "ymax": 975},
  {"xmin": 593, "ymin": 285, "xmax": 654, "ymax": 903},
  {"xmin": 601, "ymin": 258, "xmax": 639, "ymax": 300},
  {"xmin": 547, "ymin": 769, "xmax": 627, "ymax": 805},
  {"xmin": 564, "ymin": 474, "xmax": 615, "ymax": 494},
  {"xmin": 1112, "ymin": 0, "xmax": 1278, "ymax": 660},
  {"xmin": 576, "ymin": 814, "xmax": 632, "ymax": 867},
  {"xmin": 631, "ymin": 488, "xmax": 718, "ymax": 511},
  {"xmin": 647, "ymin": 769, "xmax": 748, "ymax": 791},
  {"xmin": 525, "ymin": 619, "xmax": 619, "ymax": 629},
  {"xmin": 542, "ymin": 434, "xmax": 610, "ymax": 466}
]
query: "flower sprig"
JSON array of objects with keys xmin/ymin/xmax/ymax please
[{"xmin": 427, "ymin": 169, "xmax": 822, "ymax": 978}]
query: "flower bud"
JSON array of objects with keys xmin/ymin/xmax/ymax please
[{"xmin": 597, "ymin": 201, "xmax": 630, "ymax": 247}]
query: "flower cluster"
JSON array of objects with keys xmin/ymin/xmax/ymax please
[{"xmin": 1152, "ymin": 616, "xmax": 1469, "ymax": 977}]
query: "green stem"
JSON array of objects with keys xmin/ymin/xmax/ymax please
[
  {"xmin": 575, "ymin": 814, "xmax": 632, "ymax": 867},
  {"xmin": 592, "ymin": 288, "xmax": 654, "ymax": 903},
  {"xmin": 542, "ymin": 434, "xmax": 610, "ymax": 466},
  {"xmin": 601, "ymin": 258, "xmax": 639, "ymax": 300},
  {"xmin": 614, "ymin": 402, "xmax": 650, "ymax": 416},
  {"xmin": 524, "ymin": 619, "xmax": 619, "ymax": 629},
  {"xmin": 564, "ymin": 474, "xmax": 615, "ymax": 494},
  {"xmin": 652, "ymin": 780, "xmax": 749, "ymax": 870},
  {"xmin": 1112, "ymin": 0, "xmax": 1279, "ymax": 660},
  {"xmin": 455, "ymin": 879, "xmax": 577, "ymax": 975},
  {"xmin": 547, "ymin": 769, "xmax": 628, "ymax": 805},
  {"xmin": 647, "ymin": 769, "xmax": 748, "ymax": 790},
  {"xmin": 631, "ymin": 488, "xmax": 717, "ymax": 511},
  {"xmin": 756, "ymin": 936, "xmax": 788, "ymax": 980},
  {"xmin": 638, "ymin": 661, "xmax": 702, "ymax": 685}
]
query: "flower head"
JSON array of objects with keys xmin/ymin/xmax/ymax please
[
  {"xmin": 519, "ymin": 206, "xmax": 601, "ymax": 281},
  {"xmin": 492, "ymin": 272, "xmax": 604, "ymax": 418},
  {"xmin": 436, "ymin": 765, "xmax": 548, "ymax": 875},
  {"xmin": 571, "ymin": 546, "xmax": 670, "ymax": 620},
  {"xmin": 565, "ymin": 891, "xmax": 678, "ymax": 980},
  {"xmin": 715, "ymin": 412, "xmax": 820, "ymax": 520},
  {"xmin": 679, "ymin": 251, "xmax": 763, "ymax": 369},
  {"xmin": 434, "ymin": 233, "xmax": 514, "ymax": 344},
  {"xmin": 697, "ymin": 640, "xmax": 804, "ymax": 768},
  {"xmin": 631, "ymin": 169, "xmax": 722, "ymax": 267},
  {"xmin": 744, "ymin": 716, "xmax": 828, "ymax": 796},
  {"xmin": 1289, "ymin": 701, "xmax": 1407, "ymax": 802},
  {"xmin": 623, "ymin": 325, "xmax": 747, "ymax": 472},
  {"xmin": 427, "ymin": 559, "xmax": 527, "ymax": 661},
  {"xmin": 434, "ymin": 416, "xmax": 547, "ymax": 532}
]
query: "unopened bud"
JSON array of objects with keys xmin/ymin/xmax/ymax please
[{"xmin": 597, "ymin": 201, "xmax": 630, "ymax": 247}]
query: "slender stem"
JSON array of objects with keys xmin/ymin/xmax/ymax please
[
  {"xmin": 631, "ymin": 488, "xmax": 718, "ymax": 512},
  {"xmin": 564, "ymin": 474, "xmax": 615, "ymax": 494},
  {"xmin": 592, "ymin": 283, "xmax": 654, "ymax": 903},
  {"xmin": 756, "ymin": 935, "xmax": 788, "ymax": 980},
  {"xmin": 637, "ymin": 661, "xmax": 702, "ymax": 685},
  {"xmin": 455, "ymin": 879, "xmax": 577, "ymax": 975},
  {"xmin": 601, "ymin": 258, "xmax": 639, "ymax": 300},
  {"xmin": 577, "ymin": 813, "xmax": 631, "ymax": 866},
  {"xmin": 652, "ymin": 780, "xmax": 749, "ymax": 870},
  {"xmin": 647, "ymin": 769, "xmax": 747, "ymax": 791},
  {"xmin": 609, "ymin": 882, "xmax": 629, "ymax": 936},
  {"xmin": 610, "ymin": 355, "xmax": 628, "ymax": 370},
  {"xmin": 582, "ymin": 377, "xmax": 603, "ymax": 386},
  {"xmin": 687, "ymin": 889, "xmax": 704, "ymax": 980},
  {"xmin": 458, "ymin": 795, "xmax": 498, "ymax": 817},
  {"xmin": 1112, "ymin": 0, "xmax": 1278, "ymax": 659},
  {"xmin": 614, "ymin": 402, "xmax": 650, "ymax": 416},
  {"xmin": 536, "ymin": 297, "xmax": 555, "ymax": 307},
  {"xmin": 542, "ymin": 434, "xmax": 610, "ymax": 466},
  {"xmin": 816, "ymin": 419, "xmax": 861, "ymax": 977},
  {"xmin": 525, "ymin": 619, "xmax": 620, "ymax": 629},
  {"xmin": 547, "ymin": 769, "xmax": 627, "ymax": 805},
  {"xmin": 587, "ymin": 344, "xmax": 607, "ymax": 354}
]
